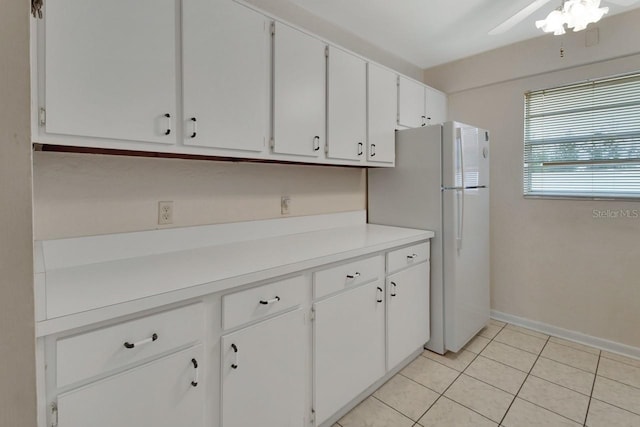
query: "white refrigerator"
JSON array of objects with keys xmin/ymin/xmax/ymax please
[{"xmin": 368, "ymin": 122, "xmax": 490, "ymax": 354}]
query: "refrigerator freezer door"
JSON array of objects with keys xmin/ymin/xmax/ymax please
[
  {"xmin": 443, "ymin": 122, "xmax": 489, "ymax": 189},
  {"xmin": 442, "ymin": 187, "xmax": 490, "ymax": 353}
]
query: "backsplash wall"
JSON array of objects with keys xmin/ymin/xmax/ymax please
[{"xmin": 33, "ymin": 152, "xmax": 366, "ymax": 240}]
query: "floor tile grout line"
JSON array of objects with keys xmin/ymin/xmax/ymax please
[
  {"xmin": 498, "ymin": 333, "xmax": 551, "ymax": 426},
  {"xmin": 514, "ymin": 394, "xmax": 587, "ymax": 425},
  {"xmin": 595, "ymin": 372, "xmax": 640, "ymax": 392},
  {"xmin": 503, "ymin": 324, "xmax": 549, "ymax": 339},
  {"xmin": 397, "ymin": 371, "xmax": 444, "ymax": 395},
  {"xmin": 537, "ymin": 354, "xmax": 598, "ymax": 375},
  {"xmin": 547, "ymin": 340, "xmax": 601, "ymax": 357},
  {"xmin": 414, "ymin": 323, "xmax": 508, "ymax": 426},
  {"xmin": 473, "ymin": 351, "xmax": 535, "ymax": 374},
  {"xmin": 589, "ymin": 396, "xmax": 640, "ymax": 418},
  {"xmin": 526, "ymin": 371, "xmax": 593, "ymax": 397},
  {"xmin": 599, "ymin": 354, "xmax": 640, "ymax": 369},
  {"xmin": 491, "ymin": 338, "xmax": 546, "ymax": 356},
  {"xmin": 370, "ymin": 394, "xmax": 420, "ymax": 424},
  {"xmin": 496, "ymin": 326, "xmax": 549, "ymax": 343},
  {"xmin": 462, "ymin": 369, "xmax": 523, "ymax": 396},
  {"xmin": 583, "ymin": 351, "xmax": 601, "ymax": 427},
  {"xmin": 426, "ymin": 323, "xmax": 510, "ymax": 425}
]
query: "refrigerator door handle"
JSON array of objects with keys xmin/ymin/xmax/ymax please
[
  {"xmin": 456, "ymin": 127, "xmax": 465, "ymax": 189},
  {"xmin": 456, "ymin": 189, "xmax": 464, "ymax": 252}
]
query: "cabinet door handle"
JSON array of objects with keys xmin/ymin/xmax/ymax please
[
  {"xmin": 346, "ymin": 272, "xmax": 361, "ymax": 279},
  {"xmin": 123, "ymin": 333, "xmax": 158, "ymax": 349},
  {"xmin": 407, "ymin": 253, "xmax": 418, "ymax": 260},
  {"xmin": 259, "ymin": 296, "xmax": 281, "ymax": 305},
  {"xmin": 377, "ymin": 286, "xmax": 383, "ymax": 303},
  {"xmin": 370, "ymin": 144, "xmax": 376, "ymax": 157},
  {"xmin": 358, "ymin": 142, "xmax": 363, "ymax": 156},
  {"xmin": 191, "ymin": 358, "xmax": 199, "ymax": 387},
  {"xmin": 421, "ymin": 115, "xmax": 426, "ymax": 127},
  {"xmin": 164, "ymin": 113, "xmax": 172, "ymax": 135},
  {"xmin": 390, "ymin": 282, "xmax": 397, "ymax": 297},
  {"xmin": 231, "ymin": 343, "xmax": 239, "ymax": 369},
  {"xmin": 189, "ymin": 117, "xmax": 197, "ymax": 138},
  {"xmin": 313, "ymin": 136, "xmax": 320, "ymax": 151}
]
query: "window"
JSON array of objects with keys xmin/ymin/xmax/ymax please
[{"xmin": 524, "ymin": 73, "xmax": 640, "ymax": 199}]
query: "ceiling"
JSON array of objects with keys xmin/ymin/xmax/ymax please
[{"xmin": 287, "ymin": 0, "xmax": 640, "ymax": 69}]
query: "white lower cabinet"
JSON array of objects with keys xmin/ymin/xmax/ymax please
[
  {"xmin": 387, "ymin": 262, "xmax": 431, "ymax": 369},
  {"xmin": 42, "ymin": 238, "xmax": 431, "ymax": 427},
  {"xmin": 57, "ymin": 345, "xmax": 204, "ymax": 427},
  {"xmin": 221, "ymin": 309, "xmax": 307, "ymax": 427},
  {"xmin": 314, "ymin": 281, "xmax": 386, "ymax": 425}
]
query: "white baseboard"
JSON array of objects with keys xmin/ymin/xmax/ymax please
[{"xmin": 491, "ymin": 310, "xmax": 640, "ymax": 361}]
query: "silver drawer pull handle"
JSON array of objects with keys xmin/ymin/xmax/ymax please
[
  {"xmin": 259, "ymin": 296, "xmax": 281, "ymax": 305},
  {"xmin": 407, "ymin": 253, "xmax": 418, "ymax": 260},
  {"xmin": 346, "ymin": 272, "xmax": 361, "ymax": 279},
  {"xmin": 123, "ymin": 333, "xmax": 158, "ymax": 349},
  {"xmin": 231, "ymin": 343, "xmax": 239, "ymax": 369},
  {"xmin": 191, "ymin": 358, "xmax": 199, "ymax": 387}
]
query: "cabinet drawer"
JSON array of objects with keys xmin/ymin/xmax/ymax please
[
  {"xmin": 222, "ymin": 276, "xmax": 306, "ymax": 330},
  {"xmin": 314, "ymin": 255, "xmax": 383, "ymax": 299},
  {"xmin": 387, "ymin": 241, "xmax": 430, "ymax": 274},
  {"xmin": 57, "ymin": 303, "xmax": 204, "ymax": 388}
]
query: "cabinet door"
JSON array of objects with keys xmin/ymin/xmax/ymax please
[
  {"xmin": 367, "ymin": 64, "xmax": 397, "ymax": 164},
  {"xmin": 387, "ymin": 262, "xmax": 430, "ymax": 369},
  {"xmin": 425, "ymin": 86, "xmax": 448, "ymax": 126},
  {"xmin": 183, "ymin": 0, "xmax": 269, "ymax": 152},
  {"xmin": 221, "ymin": 309, "xmax": 307, "ymax": 427},
  {"xmin": 398, "ymin": 76, "xmax": 426, "ymax": 128},
  {"xmin": 44, "ymin": 0, "xmax": 177, "ymax": 145},
  {"xmin": 327, "ymin": 47, "xmax": 366, "ymax": 161},
  {"xmin": 273, "ymin": 23, "xmax": 326, "ymax": 157},
  {"xmin": 57, "ymin": 345, "xmax": 204, "ymax": 427},
  {"xmin": 314, "ymin": 281, "xmax": 385, "ymax": 425}
]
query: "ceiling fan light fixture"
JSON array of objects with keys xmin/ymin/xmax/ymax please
[
  {"xmin": 536, "ymin": 9, "xmax": 567, "ymax": 34},
  {"xmin": 536, "ymin": 0, "xmax": 609, "ymax": 35}
]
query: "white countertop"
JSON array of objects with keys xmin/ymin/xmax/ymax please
[{"xmin": 35, "ymin": 212, "xmax": 433, "ymax": 336}]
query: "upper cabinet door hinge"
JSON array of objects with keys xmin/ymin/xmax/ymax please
[
  {"xmin": 39, "ymin": 108, "xmax": 46, "ymax": 126},
  {"xmin": 310, "ymin": 307, "xmax": 316, "ymax": 322},
  {"xmin": 325, "ymin": 46, "xmax": 329, "ymax": 58},
  {"xmin": 270, "ymin": 21, "xmax": 276, "ymax": 36},
  {"xmin": 50, "ymin": 402, "xmax": 58, "ymax": 427},
  {"xmin": 310, "ymin": 408, "xmax": 316, "ymax": 424}
]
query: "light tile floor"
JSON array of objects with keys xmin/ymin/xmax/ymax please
[{"xmin": 333, "ymin": 319, "xmax": 640, "ymax": 427}]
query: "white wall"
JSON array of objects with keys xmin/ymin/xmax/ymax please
[
  {"xmin": 424, "ymin": 10, "xmax": 640, "ymax": 348},
  {"xmin": 33, "ymin": 152, "xmax": 365, "ymax": 240},
  {"xmin": 0, "ymin": 2, "xmax": 36, "ymax": 426}
]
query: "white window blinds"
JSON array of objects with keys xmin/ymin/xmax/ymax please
[{"xmin": 524, "ymin": 73, "xmax": 640, "ymax": 199}]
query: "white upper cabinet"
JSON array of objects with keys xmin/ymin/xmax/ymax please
[
  {"xmin": 367, "ymin": 64, "xmax": 397, "ymax": 165},
  {"xmin": 182, "ymin": 0, "xmax": 269, "ymax": 153},
  {"xmin": 326, "ymin": 47, "xmax": 367, "ymax": 162},
  {"xmin": 398, "ymin": 76, "xmax": 426, "ymax": 128},
  {"xmin": 43, "ymin": 0, "xmax": 177, "ymax": 145},
  {"xmin": 425, "ymin": 86, "xmax": 448, "ymax": 126},
  {"xmin": 272, "ymin": 23, "xmax": 326, "ymax": 157}
]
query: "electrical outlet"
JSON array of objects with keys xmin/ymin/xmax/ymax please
[
  {"xmin": 281, "ymin": 196, "xmax": 291, "ymax": 215},
  {"xmin": 158, "ymin": 201, "xmax": 173, "ymax": 225}
]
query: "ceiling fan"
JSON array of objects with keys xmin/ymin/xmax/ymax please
[{"xmin": 489, "ymin": 0, "xmax": 639, "ymax": 35}]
